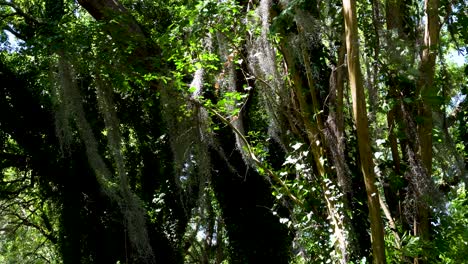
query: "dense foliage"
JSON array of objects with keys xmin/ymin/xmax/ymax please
[{"xmin": 0, "ymin": 0, "xmax": 467, "ymax": 263}]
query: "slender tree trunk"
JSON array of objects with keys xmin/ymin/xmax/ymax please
[
  {"xmin": 387, "ymin": 109, "xmax": 401, "ymax": 174},
  {"xmin": 413, "ymin": 1, "xmax": 440, "ymax": 262},
  {"xmin": 385, "ymin": 0, "xmax": 403, "ymax": 33},
  {"xmin": 342, "ymin": 0, "xmax": 386, "ymax": 262},
  {"xmin": 384, "ymin": 0, "xmax": 404, "ymax": 186},
  {"xmin": 417, "ymin": 0, "xmax": 439, "ymax": 182},
  {"xmin": 417, "ymin": 0, "xmax": 439, "ymax": 181},
  {"xmin": 280, "ymin": 41, "xmax": 349, "ymax": 263}
]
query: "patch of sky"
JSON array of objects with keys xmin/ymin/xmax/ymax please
[
  {"xmin": 447, "ymin": 47, "xmax": 466, "ymax": 67},
  {"xmin": 1, "ymin": 30, "xmax": 24, "ymax": 52}
]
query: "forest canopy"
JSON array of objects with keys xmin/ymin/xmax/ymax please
[{"xmin": 0, "ymin": 0, "xmax": 467, "ymax": 263}]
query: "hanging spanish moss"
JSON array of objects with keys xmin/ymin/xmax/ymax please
[
  {"xmin": 54, "ymin": 51, "xmax": 155, "ymax": 263},
  {"xmin": 56, "ymin": 52, "xmax": 114, "ymax": 185},
  {"xmin": 214, "ymin": 30, "xmax": 256, "ymax": 168},
  {"xmin": 159, "ymin": 78, "xmax": 212, "ymax": 216},
  {"xmin": 94, "ymin": 72, "xmax": 155, "ymax": 263},
  {"xmin": 51, "ymin": 62, "xmax": 73, "ymax": 157},
  {"xmin": 400, "ymin": 102, "xmax": 442, "ymax": 226},
  {"xmin": 246, "ymin": 0, "xmax": 291, "ymax": 149}
]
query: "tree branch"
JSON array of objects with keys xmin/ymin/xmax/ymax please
[
  {"xmin": 76, "ymin": 0, "xmax": 154, "ymax": 61},
  {"xmin": 190, "ymin": 98, "xmax": 302, "ymax": 206},
  {"xmin": 0, "ymin": 0, "xmax": 40, "ymax": 24}
]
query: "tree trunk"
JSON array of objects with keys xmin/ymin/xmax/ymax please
[
  {"xmin": 417, "ymin": 0, "xmax": 439, "ymax": 185},
  {"xmin": 77, "ymin": 0, "xmax": 159, "ymax": 71},
  {"xmin": 342, "ymin": 0, "xmax": 386, "ymax": 263},
  {"xmin": 414, "ymin": 0, "xmax": 440, "ymax": 262}
]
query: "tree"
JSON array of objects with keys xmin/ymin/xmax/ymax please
[
  {"xmin": 342, "ymin": 0, "xmax": 386, "ymax": 262},
  {"xmin": 1, "ymin": 0, "xmax": 467, "ymax": 263}
]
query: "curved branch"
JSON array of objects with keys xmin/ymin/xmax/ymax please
[
  {"xmin": 3, "ymin": 25, "xmax": 24, "ymax": 39},
  {"xmin": 190, "ymin": 98, "xmax": 302, "ymax": 206},
  {"xmin": 76, "ymin": 0, "xmax": 156, "ymax": 62},
  {"xmin": 0, "ymin": 0, "xmax": 40, "ymax": 24}
]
